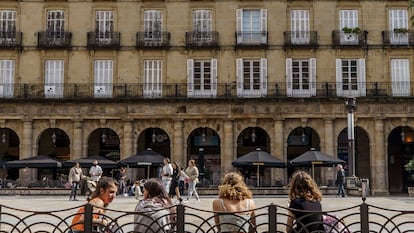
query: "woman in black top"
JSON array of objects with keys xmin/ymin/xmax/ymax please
[
  {"xmin": 168, "ymin": 161, "xmax": 181, "ymax": 199},
  {"xmin": 286, "ymin": 171, "xmax": 325, "ymax": 233}
]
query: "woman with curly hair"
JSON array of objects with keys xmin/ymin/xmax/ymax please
[
  {"xmin": 212, "ymin": 172, "xmax": 256, "ymax": 233},
  {"xmin": 286, "ymin": 171, "xmax": 325, "ymax": 233}
]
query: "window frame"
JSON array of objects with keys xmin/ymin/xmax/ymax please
[{"xmin": 143, "ymin": 59, "xmax": 163, "ymax": 98}]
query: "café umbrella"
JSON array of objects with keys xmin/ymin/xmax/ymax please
[
  {"xmin": 118, "ymin": 148, "xmax": 166, "ymax": 179},
  {"xmin": 6, "ymin": 155, "xmax": 62, "ymax": 168},
  {"xmin": 65, "ymin": 155, "xmax": 118, "ymax": 169},
  {"xmin": 232, "ymin": 148, "xmax": 286, "ymax": 186}
]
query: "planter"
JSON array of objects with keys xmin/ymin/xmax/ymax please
[{"xmin": 408, "ymin": 187, "xmax": 414, "ymax": 197}]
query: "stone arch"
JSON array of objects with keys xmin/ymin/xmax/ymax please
[
  {"xmin": 137, "ymin": 127, "xmax": 171, "ymax": 158},
  {"xmin": 87, "ymin": 127, "xmax": 120, "ymax": 161}
]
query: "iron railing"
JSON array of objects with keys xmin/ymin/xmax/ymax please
[
  {"xmin": 382, "ymin": 30, "xmax": 414, "ymax": 47},
  {"xmin": 0, "ymin": 31, "xmax": 23, "ymax": 49},
  {"xmin": 0, "ymin": 82, "xmax": 412, "ymax": 100},
  {"xmin": 87, "ymin": 32, "xmax": 121, "ymax": 50},
  {"xmin": 37, "ymin": 31, "xmax": 72, "ymax": 49},
  {"xmin": 332, "ymin": 30, "xmax": 368, "ymax": 49},
  {"xmin": 136, "ymin": 31, "xmax": 171, "ymax": 48},
  {"xmin": 0, "ymin": 200, "xmax": 412, "ymax": 233},
  {"xmin": 284, "ymin": 31, "xmax": 319, "ymax": 49},
  {"xmin": 185, "ymin": 31, "xmax": 219, "ymax": 48},
  {"xmin": 235, "ymin": 31, "xmax": 268, "ymax": 47}
]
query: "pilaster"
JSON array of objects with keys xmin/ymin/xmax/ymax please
[
  {"xmin": 72, "ymin": 120, "xmax": 83, "ymax": 159},
  {"xmin": 173, "ymin": 120, "xmax": 184, "ymax": 165},
  {"xmin": 122, "ymin": 119, "xmax": 134, "ymax": 160},
  {"xmin": 222, "ymin": 119, "xmax": 234, "ymax": 175},
  {"xmin": 372, "ymin": 118, "xmax": 389, "ymax": 195}
]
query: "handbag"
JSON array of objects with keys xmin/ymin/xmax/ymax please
[{"xmin": 323, "ymin": 214, "xmax": 351, "ymax": 233}]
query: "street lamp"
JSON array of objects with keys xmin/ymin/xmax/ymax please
[{"xmin": 345, "ymin": 97, "xmax": 356, "ymax": 177}]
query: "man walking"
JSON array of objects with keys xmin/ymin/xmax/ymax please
[
  {"xmin": 89, "ymin": 160, "xmax": 103, "ymax": 182},
  {"xmin": 336, "ymin": 164, "xmax": 346, "ymax": 197},
  {"xmin": 68, "ymin": 163, "xmax": 83, "ymax": 201},
  {"xmin": 161, "ymin": 158, "xmax": 173, "ymax": 193}
]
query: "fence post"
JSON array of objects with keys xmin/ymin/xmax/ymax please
[
  {"xmin": 268, "ymin": 204, "xmax": 277, "ymax": 233},
  {"xmin": 84, "ymin": 203, "xmax": 93, "ymax": 233},
  {"xmin": 360, "ymin": 201, "xmax": 369, "ymax": 233},
  {"xmin": 176, "ymin": 204, "xmax": 185, "ymax": 233}
]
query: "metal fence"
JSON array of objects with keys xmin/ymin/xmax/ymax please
[{"xmin": 0, "ymin": 199, "xmax": 413, "ymax": 233}]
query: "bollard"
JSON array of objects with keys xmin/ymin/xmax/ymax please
[{"xmin": 361, "ymin": 179, "xmax": 368, "ymax": 201}]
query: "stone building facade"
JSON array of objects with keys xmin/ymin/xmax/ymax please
[{"xmin": 0, "ymin": 0, "xmax": 413, "ymax": 195}]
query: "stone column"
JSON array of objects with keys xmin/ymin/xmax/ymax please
[
  {"xmin": 173, "ymin": 120, "xmax": 184, "ymax": 165},
  {"xmin": 372, "ymin": 118, "xmax": 389, "ymax": 195},
  {"xmin": 122, "ymin": 120, "xmax": 134, "ymax": 160},
  {"xmin": 323, "ymin": 118, "xmax": 336, "ymax": 185},
  {"xmin": 273, "ymin": 118, "xmax": 285, "ymax": 184},
  {"xmin": 20, "ymin": 119, "xmax": 33, "ymax": 181},
  {"xmin": 222, "ymin": 120, "xmax": 234, "ymax": 175},
  {"xmin": 72, "ymin": 120, "xmax": 83, "ymax": 159}
]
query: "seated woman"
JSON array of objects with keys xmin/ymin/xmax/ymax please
[
  {"xmin": 134, "ymin": 178, "xmax": 175, "ymax": 233},
  {"xmin": 212, "ymin": 172, "xmax": 256, "ymax": 233},
  {"xmin": 286, "ymin": 171, "xmax": 325, "ymax": 233}
]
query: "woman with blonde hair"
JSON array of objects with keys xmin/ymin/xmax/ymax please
[
  {"xmin": 185, "ymin": 159, "xmax": 200, "ymax": 203},
  {"xmin": 212, "ymin": 172, "xmax": 256, "ymax": 233},
  {"xmin": 286, "ymin": 171, "xmax": 324, "ymax": 233}
]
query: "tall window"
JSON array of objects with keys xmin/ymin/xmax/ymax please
[
  {"xmin": 336, "ymin": 59, "xmax": 366, "ymax": 97},
  {"xmin": 286, "ymin": 58, "xmax": 316, "ymax": 97},
  {"xmin": 389, "ymin": 9, "xmax": 408, "ymax": 44},
  {"xmin": 0, "ymin": 60, "xmax": 14, "ymax": 98},
  {"xmin": 143, "ymin": 60, "xmax": 162, "ymax": 98},
  {"xmin": 339, "ymin": 10, "xmax": 358, "ymax": 44},
  {"xmin": 236, "ymin": 58, "xmax": 267, "ymax": 97},
  {"xmin": 96, "ymin": 11, "xmax": 113, "ymax": 42},
  {"xmin": 193, "ymin": 10, "xmax": 212, "ymax": 42},
  {"xmin": 391, "ymin": 59, "xmax": 410, "ymax": 96},
  {"xmin": 236, "ymin": 9, "xmax": 267, "ymax": 44},
  {"xmin": 47, "ymin": 10, "xmax": 64, "ymax": 34},
  {"xmin": 144, "ymin": 10, "xmax": 162, "ymax": 41},
  {"xmin": 290, "ymin": 10, "xmax": 309, "ymax": 44},
  {"xmin": 187, "ymin": 59, "xmax": 217, "ymax": 98},
  {"xmin": 45, "ymin": 60, "xmax": 64, "ymax": 98},
  {"xmin": 94, "ymin": 60, "xmax": 113, "ymax": 98},
  {"xmin": 0, "ymin": 10, "xmax": 16, "ymax": 39}
]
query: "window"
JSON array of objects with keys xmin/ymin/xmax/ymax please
[
  {"xmin": 0, "ymin": 60, "xmax": 14, "ymax": 98},
  {"xmin": 336, "ymin": 59, "xmax": 366, "ymax": 97},
  {"xmin": 94, "ymin": 60, "xmax": 113, "ymax": 98},
  {"xmin": 193, "ymin": 10, "xmax": 212, "ymax": 43},
  {"xmin": 187, "ymin": 59, "xmax": 217, "ymax": 98},
  {"xmin": 44, "ymin": 60, "xmax": 64, "ymax": 98},
  {"xmin": 96, "ymin": 11, "xmax": 113, "ymax": 43},
  {"xmin": 391, "ymin": 59, "xmax": 410, "ymax": 96},
  {"xmin": 389, "ymin": 9, "xmax": 408, "ymax": 45},
  {"xmin": 144, "ymin": 10, "xmax": 162, "ymax": 41},
  {"xmin": 339, "ymin": 10, "xmax": 359, "ymax": 45},
  {"xmin": 286, "ymin": 58, "xmax": 316, "ymax": 97},
  {"xmin": 290, "ymin": 10, "xmax": 310, "ymax": 44},
  {"xmin": 236, "ymin": 58, "xmax": 267, "ymax": 97},
  {"xmin": 236, "ymin": 9, "xmax": 267, "ymax": 44},
  {"xmin": 0, "ymin": 10, "xmax": 16, "ymax": 39},
  {"xmin": 143, "ymin": 60, "xmax": 162, "ymax": 98}
]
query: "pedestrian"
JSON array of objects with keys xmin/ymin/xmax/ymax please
[
  {"xmin": 89, "ymin": 160, "xmax": 103, "ymax": 182},
  {"xmin": 70, "ymin": 177, "xmax": 118, "ymax": 233},
  {"xmin": 161, "ymin": 158, "xmax": 173, "ymax": 193},
  {"xmin": 168, "ymin": 161, "xmax": 181, "ymax": 200},
  {"xmin": 134, "ymin": 178, "xmax": 175, "ymax": 232},
  {"xmin": 286, "ymin": 170, "xmax": 325, "ymax": 233},
  {"xmin": 68, "ymin": 162, "xmax": 83, "ymax": 201},
  {"xmin": 212, "ymin": 172, "xmax": 256, "ymax": 233},
  {"xmin": 117, "ymin": 166, "xmax": 127, "ymax": 195},
  {"xmin": 179, "ymin": 167, "xmax": 188, "ymax": 196},
  {"xmin": 336, "ymin": 164, "xmax": 346, "ymax": 197},
  {"xmin": 185, "ymin": 159, "xmax": 200, "ymax": 203}
]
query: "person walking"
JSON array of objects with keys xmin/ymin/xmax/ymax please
[
  {"xmin": 117, "ymin": 166, "xmax": 127, "ymax": 195},
  {"xmin": 212, "ymin": 172, "xmax": 256, "ymax": 233},
  {"xmin": 185, "ymin": 159, "xmax": 200, "ymax": 203},
  {"xmin": 68, "ymin": 162, "xmax": 83, "ymax": 201},
  {"xmin": 89, "ymin": 160, "xmax": 103, "ymax": 182},
  {"xmin": 161, "ymin": 158, "xmax": 173, "ymax": 193},
  {"xmin": 336, "ymin": 164, "xmax": 346, "ymax": 197},
  {"xmin": 168, "ymin": 161, "xmax": 181, "ymax": 200},
  {"xmin": 286, "ymin": 171, "xmax": 325, "ymax": 233},
  {"xmin": 179, "ymin": 167, "xmax": 188, "ymax": 197}
]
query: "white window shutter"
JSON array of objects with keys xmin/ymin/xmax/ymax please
[
  {"xmin": 187, "ymin": 59, "xmax": 194, "ymax": 96},
  {"xmin": 236, "ymin": 58, "xmax": 243, "ymax": 96},
  {"xmin": 336, "ymin": 59, "xmax": 343, "ymax": 96},
  {"xmin": 358, "ymin": 58, "xmax": 366, "ymax": 96},
  {"xmin": 236, "ymin": 9, "xmax": 243, "ymax": 43},
  {"xmin": 261, "ymin": 9, "xmax": 267, "ymax": 44},
  {"xmin": 286, "ymin": 58, "xmax": 292, "ymax": 96},
  {"xmin": 211, "ymin": 59, "xmax": 217, "ymax": 96},
  {"xmin": 310, "ymin": 58, "xmax": 317, "ymax": 96},
  {"xmin": 260, "ymin": 58, "xmax": 267, "ymax": 96}
]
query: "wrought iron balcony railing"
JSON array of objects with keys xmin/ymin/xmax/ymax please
[
  {"xmin": 185, "ymin": 31, "xmax": 219, "ymax": 48},
  {"xmin": 332, "ymin": 30, "xmax": 368, "ymax": 48},
  {"xmin": 283, "ymin": 31, "xmax": 318, "ymax": 49},
  {"xmin": 382, "ymin": 30, "xmax": 414, "ymax": 47},
  {"xmin": 87, "ymin": 32, "xmax": 121, "ymax": 50},
  {"xmin": 0, "ymin": 31, "xmax": 22, "ymax": 49},
  {"xmin": 136, "ymin": 31, "xmax": 170, "ymax": 48},
  {"xmin": 0, "ymin": 81, "xmax": 412, "ymax": 100},
  {"xmin": 235, "ymin": 31, "xmax": 268, "ymax": 47},
  {"xmin": 37, "ymin": 31, "xmax": 72, "ymax": 49}
]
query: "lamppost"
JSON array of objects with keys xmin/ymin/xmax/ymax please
[{"xmin": 345, "ymin": 97, "xmax": 357, "ymax": 177}]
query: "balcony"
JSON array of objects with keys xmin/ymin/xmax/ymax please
[
  {"xmin": 283, "ymin": 31, "xmax": 318, "ymax": 49},
  {"xmin": 0, "ymin": 32, "xmax": 22, "ymax": 49},
  {"xmin": 136, "ymin": 31, "xmax": 170, "ymax": 49},
  {"xmin": 332, "ymin": 30, "xmax": 368, "ymax": 49},
  {"xmin": 235, "ymin": 31, "xmax": 268, "ymax": 48},
  {"xmin": 382, "ymin": 30, "xmax": 414, "ymax": 47},
  {"xmin": 37, "ymin": 31, "xmax": 72, "ymax": 49},
  {"xmin": 185, "ymin": 31, "xmax": 219, "ymax": 48},
  {"xmin": 87, "ymin": 32, "xmax": 121, "ymax": 50}
]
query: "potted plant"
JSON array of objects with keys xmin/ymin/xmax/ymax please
[
  {"xmin": 352, "ymin": 27, "xmax": 361, "ymax": 34},
  {"xmin": 394, "ymin": 28, "xmax": 408, "ymax": 34},
  {"xmin": 342, "ymin": 27, "xmax": 353, "ymax": 33}
]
